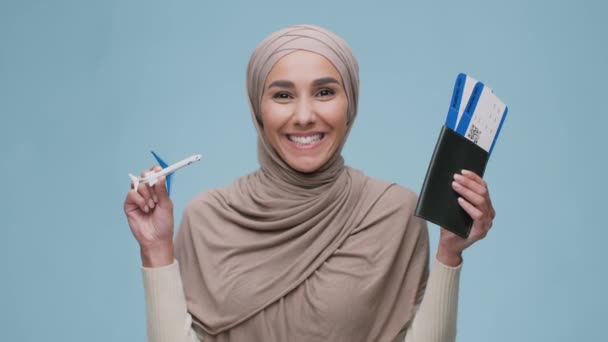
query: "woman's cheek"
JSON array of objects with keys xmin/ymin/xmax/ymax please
[
  {"xmin": 319, "ymin": 101, "xmax": 348, "ymax": 125},
  {"xmin": 269, "ymin": 102, "xmax": 294, "ymax": 119}
]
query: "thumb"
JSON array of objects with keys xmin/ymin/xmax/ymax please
[{"xmin": 155, "ymin": 175, "xmax": 171, "ymax": 205}]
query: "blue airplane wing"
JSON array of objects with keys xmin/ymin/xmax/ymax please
[{"xmin": 150, "ymin": 150, "xmax": 172, "ymax": 195}]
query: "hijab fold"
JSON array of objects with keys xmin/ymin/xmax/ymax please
[{"xmin": 175, "ymin": 25, "xmax": 429, "ymax": 342}]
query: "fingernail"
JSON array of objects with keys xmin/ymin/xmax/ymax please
[
  {"xmin": 148, "ymin": 199, "xmax": 155, "ymax": 209},
  {"xmin": 462, "ymin": 169, "xmax": 472, "ymax": 175},
  {"xmin": 452, "ymin": 181, "xmax": 461, "ymax": 189},
  {"xmin": 153, "ymin": 195, "xmax": 158, "ymax": 203},
  {"xmin": 453, "ymin": 174, "xmax": 463, "ymax": 181},
  {"xmin": 144, "ymin": 205, "xmax": 149, "ymax": 213}
]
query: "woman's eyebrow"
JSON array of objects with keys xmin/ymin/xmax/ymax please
[
  {"xmin": 267, "ymin": 77, "xmax": 341, "ymax": 90},
  {"xmin": 267, "ymin": 80, "xmax": 294, "ymax": 89},
  {"xmin": 313, "ymin": 77, "xmax": 341, "ymax": 87}
]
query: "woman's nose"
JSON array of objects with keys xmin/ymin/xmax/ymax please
[{"xmin": 293, "ymin": 98, "xmax": 316, "ymax": 126}]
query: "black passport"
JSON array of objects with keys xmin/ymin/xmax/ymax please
[{"xmin": 415, "ymin": 125, "xmax": 489, "ymax": 238}]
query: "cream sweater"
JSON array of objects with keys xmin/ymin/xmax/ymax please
[{"xmin": 141, "ymin": 258, "xmax": 461, "ymax": 342}]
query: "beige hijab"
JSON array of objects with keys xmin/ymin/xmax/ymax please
[{"xmin": 175, "ymin": 24, "xmax": 429, "ymax": 342}]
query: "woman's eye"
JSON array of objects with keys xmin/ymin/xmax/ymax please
[
  {"xmin": 273, "ymin": 92, "xmax": 291, "ymax": 99},
  {"xmin": 317, "ymin": 88, "xmax": 335, "ymax": 97}
]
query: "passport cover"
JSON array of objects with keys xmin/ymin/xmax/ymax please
[{"xmin": 415, "ymin": 125, "xmax": 489, "ymax": 238}]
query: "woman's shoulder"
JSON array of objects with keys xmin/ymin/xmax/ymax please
[
  {"xmin": 375, "ymin": 182, "xmax": 420, "ymax": 218},
  {"xmin": 349, "ymin": 167, "xmax": 420, "ymax": 212},
  {"xmin": 349, "ymin": 168, "xmax": 428, "ymax": 237},
  {"xmin": 380, "ymin": 182, "xmax": 418, "ymax": 207},
  {"xmin": 182, "ymin": 170, "xmax": 259, "ymax": 212}
]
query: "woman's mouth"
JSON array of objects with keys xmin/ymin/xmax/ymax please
[{"xmin": 285, "ymin": 133, "xmax": 325, "ymax": 149}]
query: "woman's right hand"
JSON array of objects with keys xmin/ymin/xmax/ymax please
[{"xmin": 124, "ymin": 165, "xmax": 175, "ymax": 267}]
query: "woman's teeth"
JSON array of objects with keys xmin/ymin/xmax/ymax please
[{"xmin": 287, "ymin": 133, "xmax": 324, "ymax": 145}]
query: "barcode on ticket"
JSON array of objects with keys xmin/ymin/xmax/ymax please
[{"xmin": 467, "ymin": 124, "xmax": 481, "ymax": 144}]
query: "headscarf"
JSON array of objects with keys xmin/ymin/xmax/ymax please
[{"xmin": 175, "ymin": 24, "xmax": 429, "ymax": 342}]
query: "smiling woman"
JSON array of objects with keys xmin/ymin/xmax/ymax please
[
  {"xmin": 124, "ymin": 24, "xmax": 496, "ymax": 342},
  {"xmin": 261, "ymin": 50, "xmax": 349, "ymax": 173}
]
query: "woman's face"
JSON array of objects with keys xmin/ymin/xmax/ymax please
[{"xmin": 260, "ymin": 50, "xmax": 348, "ymax": 173}]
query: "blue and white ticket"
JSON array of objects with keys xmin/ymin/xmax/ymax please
[
  {"xmin": 455, "ymin": 82, "xmax": 508, "ymax": 155},
  {"xmin": 445, "ymin": 73, "xmax": 478, "ymax": 130}
]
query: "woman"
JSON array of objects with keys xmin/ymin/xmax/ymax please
[{"xmin": 124, "ymin": 25, "xmax": 495, "ymax": 342}]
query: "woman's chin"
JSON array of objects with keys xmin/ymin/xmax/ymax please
[{"xmin": 278, "ymin": 139, "xmax": 334, "ymax": 173}]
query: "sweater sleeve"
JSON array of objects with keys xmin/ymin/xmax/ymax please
[
  {"xmin": 403, "ymin": 257, "xmax": 462, "ymax": 342},
  {"xmin": 142, "ymin": 260, "xmax": 202, "ymax": 342}
]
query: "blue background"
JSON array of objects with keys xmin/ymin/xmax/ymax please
[{"xmin": 1, "ymin": 0, "xmax": 606, "ymax": 340}]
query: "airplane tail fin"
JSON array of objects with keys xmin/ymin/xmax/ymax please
[{"xmin": 150, "ymin": 150, "xmax": 172, "ymax": 195}]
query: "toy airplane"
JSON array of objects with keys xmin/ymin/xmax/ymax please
[{"xmin": 129, "ymin": 151, "xmax": 202, "ymax": 196}]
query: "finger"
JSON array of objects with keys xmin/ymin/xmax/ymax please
[
  {"xmin": 138, "ymin": 170, "xmax": 156, "ymax": 210},
  {"xmin": 452, "ymin": 180, "xmax": 486, "ymax": 207},
  {"xmin": 154, "ymin": 174, "xmax": 171, "ymax": 207},
  {"xmin": 457, "ymin": 196, "xmax": 483, "ymax": 221},
  {"xmin": 458, "ymin": 197, "xmax": 491, "ymax": 241},
  {"xmin": 459, "ymin": 171, "xmax": 496, "ymax": 218},
  {"xmin": 485, "ymin": 220, "xmax": 493, "ymax": 232},
  {"xmin": 470, "ymin": 223, "xmax": 489, "ymax": 241},
  {"xmin": 461, "ymin": 169, "xmax": 485, "ymax": 184},
  {"xmin": 454, "ymin": 172, "xmax": 487, "ymax": 198},
  {"xmin": 462, "ymin": 171, "xmax": 495, "ymax": 218},
  {"xmin": 125, "ymin": 188, "xmax": 150, "ymax": 214},
  {"xmin": 148, "ymin": 165, "xmax": 162, "ymax": 204},
  {"xmin": 460, "ymin": 170, "xmax": 489, "ymax": 195}
]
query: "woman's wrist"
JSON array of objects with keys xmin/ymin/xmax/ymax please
[
  {"xmin": 140, "ymin": 241, "xmax": 174, "ymax": 268},
  {"xmin": 436, "ymin": 245, "xmax": 463, "ymax": 267}
]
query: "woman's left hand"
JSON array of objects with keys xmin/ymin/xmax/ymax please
[{"xmin": 436, "ymin": 169, "xmax": 496, "ymax": 267}]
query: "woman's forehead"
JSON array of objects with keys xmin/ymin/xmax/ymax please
[{"xmin": 264, "ymin": 50, "xmax": 343, "ymax": 86}]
